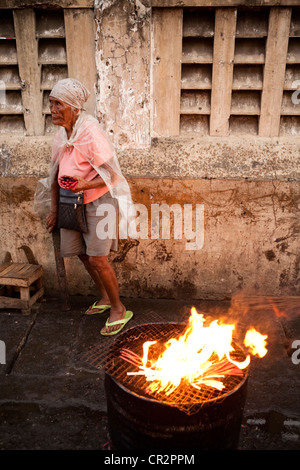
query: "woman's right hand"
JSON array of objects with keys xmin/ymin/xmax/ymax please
[{"xmin": 46, "ymin": 210, "xmax": 58, "ymax": 233}]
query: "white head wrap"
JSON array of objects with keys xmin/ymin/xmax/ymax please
[{"xmin": 49, "ymin": 78, "xmax": 90, "ymax": 110}]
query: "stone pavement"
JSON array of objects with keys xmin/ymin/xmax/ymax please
[{"xmin": 0, "ymin": 295, "xmax": 299, "ymax": 450}]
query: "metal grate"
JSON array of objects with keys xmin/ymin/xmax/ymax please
[{"xmin": 84, "ymin": 322, "xmax": 248, "ymax": 414}]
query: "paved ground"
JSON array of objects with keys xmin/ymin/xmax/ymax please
[{"xmin": 0, "ymin": 295, "xmax": 299, "ymax": 451}]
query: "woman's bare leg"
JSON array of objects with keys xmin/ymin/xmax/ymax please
[
  {"xmin": 78, "ymin": 254, "xmax": 110, "ymax": 306},
  {"xmin": 79, "ymin": 254, "xmax": 126, "ymax": 333}
]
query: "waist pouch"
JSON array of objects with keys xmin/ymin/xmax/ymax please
[{"xmin": 58, "ymin": 187, "xmax": 87, "ymax": 233}]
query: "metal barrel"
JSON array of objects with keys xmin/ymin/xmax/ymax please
[{"xmin": 105, "ymin": 371, "xmax": 248, "ymax": 451}]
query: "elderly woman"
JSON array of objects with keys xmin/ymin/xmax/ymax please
[{"xmin": 45, "ymin": 78, "xmax": 133, "ymax": 336}]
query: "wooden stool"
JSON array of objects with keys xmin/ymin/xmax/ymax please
[{"xmin": 0, "ymin": 263, "xmax": 44, "ymax": 315}]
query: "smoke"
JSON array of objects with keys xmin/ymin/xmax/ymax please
[{"xmin": 226, "ymin": 290, "xmax": 300, "ymax": 358}]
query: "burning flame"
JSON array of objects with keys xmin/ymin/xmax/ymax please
[
  {"xmin": 122, "ymin": 307, "xmax": 268, "ymax": 396},
  {"xmin": 244, "ymin": 328, "xmax": 268, "ymax": 358}
]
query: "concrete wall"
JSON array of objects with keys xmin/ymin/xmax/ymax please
[
  {"xmin": 0, "ymin": 0, "xmax": 299, "ymax": 301},
  {"xmin": 1, "ymin": 135, "xmax": 299, "ymax": 300}
]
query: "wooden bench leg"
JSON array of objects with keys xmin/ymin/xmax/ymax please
[{"xmin": 20, "ymin": 286, "xmax": 31, "ymax": 316}]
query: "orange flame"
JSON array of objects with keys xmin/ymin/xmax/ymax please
[
  {"xmin": 124, "ymin": 307, "xmax": 268, "ymax": 396},
  {"xmin": 244, "ymin": 328, "xmax": 268, "ymax": 358}
]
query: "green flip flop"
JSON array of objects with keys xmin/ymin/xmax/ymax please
[
  {"xmin": 84, "ymin": 301, "xmax": 111, "ymax": 315},
  {"xmin": 101, "ymin": 310, "xmax": 133, "ymax": 336}
]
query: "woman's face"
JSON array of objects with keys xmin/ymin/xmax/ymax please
[{"xmin": 49, "ymin": 97, "xmax": 79, "ymax": 130}]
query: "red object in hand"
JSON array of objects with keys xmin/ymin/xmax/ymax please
[{"xmin": 60, "ymin": 175, "xmax": 78, "ymax": 190}]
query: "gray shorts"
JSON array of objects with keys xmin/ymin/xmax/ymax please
[{"xmin": 60, "ymin": 191, "xmax": 118, "ymax": 258}]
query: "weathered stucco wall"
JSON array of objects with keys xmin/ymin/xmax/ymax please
[
  {"xmin": 0, "ymin": 172, "xmax": 299, "ymax": 299},
  {"xmin": 95, "ymin": 0, "xmax": 151, "ymax": 149},
  {"xmin": 1, "ymin": 134, "xmax": 300, "ymax": 181}
]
